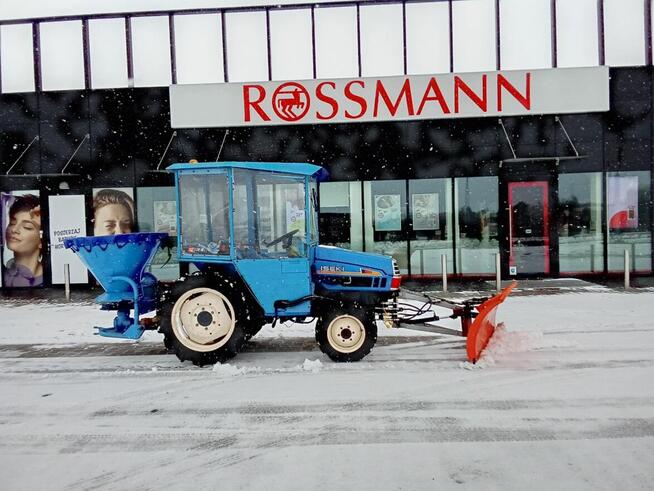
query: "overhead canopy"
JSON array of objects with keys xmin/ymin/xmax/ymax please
[{"xmin": 167, "ymin": 161, "xmax": 329, "ymax": 181}]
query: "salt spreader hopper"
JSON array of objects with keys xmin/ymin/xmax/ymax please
[{"xmin": 65, "ymin": 161, "xmax": 515, "ymax": 366}]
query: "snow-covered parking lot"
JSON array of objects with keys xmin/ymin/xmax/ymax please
[{"xmin": 1, "ymin": 290, "xmax": 653, "ymax": 490}]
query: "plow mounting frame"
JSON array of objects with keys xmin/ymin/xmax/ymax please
[{"xmin": 384, "ymin": 282, "xmax": 517, "ymax": 363}]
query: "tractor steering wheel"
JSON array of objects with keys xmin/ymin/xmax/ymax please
[{"xmin": 265, "ymin": 229, "xmax": 299, "ymax": 248}]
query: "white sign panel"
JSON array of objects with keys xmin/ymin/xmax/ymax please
[
  {"xmin": 48, "ymin": 195, "xmax": 88, "ymax": 284},
  {"xmin": 170, "ymin": 66, "xmax": 609, "ymax": 128}
]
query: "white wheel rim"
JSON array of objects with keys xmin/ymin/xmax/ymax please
[
  {"xmin": 326, "ymin": 315, "xmax": 366, "ymax": 353},
  {"xmin": 171, "ymin": 287, "xmax": 236, "ymax": 352}
]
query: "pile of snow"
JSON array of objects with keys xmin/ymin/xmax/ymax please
[
  {"xmin": 481, "ymin": 322, "xmax": 544, "ymax": 363},
  {"xmin": 461, "ymin": 323, "xmax": 543, "ymax": 369},
  {"xmin": 212, "ymin": 363, "xmax": 253, "ymax": 377},
  {"xmin": 299, "ymin": 358, "xmax": 322, "ymax": 372},
  {"xmin": 461, "ymin": 319, "xmax": 580, "ymax": 369},
  {"xmin": 211, "ymin": 358, "xmax": 323, "ymax": 377}
]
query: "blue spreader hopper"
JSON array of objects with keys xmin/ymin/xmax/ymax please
[{"xmin": 64, "ymin": 233, "xmax": 168, "ymax": 339}]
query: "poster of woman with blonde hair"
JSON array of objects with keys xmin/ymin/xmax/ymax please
[{"xmin": 2, "ymin": 192, "xmax": 43, "ymax": 287}]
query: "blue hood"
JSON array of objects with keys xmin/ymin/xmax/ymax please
[{"xmin": 314, "ymin": 245, "xmax": 395, "ymax": 276}]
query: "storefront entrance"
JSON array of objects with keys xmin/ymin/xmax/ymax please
[
  {"xmin": 508, "ymin": 181, "xmax": 550, "ymax": 274},
  {"xmin": 500, "ymin": 162, "xmax": 558, "ymax": 278}
]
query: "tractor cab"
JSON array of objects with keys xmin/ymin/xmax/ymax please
[{"xmin": 168, "ymin": 161, "xmax": 328, "ymax": 317}]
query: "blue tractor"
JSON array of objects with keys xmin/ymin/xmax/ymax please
[
  {"xmin": 66, "ymin": 161, "xmax": 514, "ymax": 366},
  {"xmin": 67, "ymin": 162, "xmax": 401, "ymax": 365}
]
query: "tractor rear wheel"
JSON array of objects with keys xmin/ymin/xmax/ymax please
[
  {"xmin": 160, "ymin": 274, "xmax": 248, "ymax": 366},
  {"xmin": 315, "ymin": 306, "xmax": 377, "ymax": 362}
]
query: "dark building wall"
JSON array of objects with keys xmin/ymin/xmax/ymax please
[
  {"xmin": 0, "ymin": 66, "xmax": 652, "ymax": 282},
  {"xmin": 1, "ymin": 67, "xmax": 651, "ymax": 187}
]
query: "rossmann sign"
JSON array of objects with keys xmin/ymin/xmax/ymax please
[{"xmin": 169, "ymin": 66, "xmax": 609, "ymax": 128}]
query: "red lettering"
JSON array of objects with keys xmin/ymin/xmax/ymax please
[
  {"xmin": 454, "ymin": 75, "xmax": 487, "ymax": 113},
  {"xmin": 417, "ymin": 77, "xmax": 451, "ymax": 115},
  {"xmin": 497, "ymin": 73, "xmax": 531, "ymax": 111},
  {"xmin": 243, "ymin": 84, "xmax": 270, "ymax": 122},
  {"xmin": 344, "ymin": 80, "xmax": 367, "ymax": 119},
  {"xmin": 373, "ymin": 79, "xmax": 415, "ymax": 117},
  {"xmin": 315, "ymin": 81, "xmax": 339, "ymax": 120}
]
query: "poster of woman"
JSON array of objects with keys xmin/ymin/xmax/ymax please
[
  {"xmin": 92, "ymin": 188, "xmax": 135, "ymax": 236},
  {"xmin": 1, "ymin": 191, "xmax": 43, "ymax": 288},
  {"xmin": 374, "ymin": 194, "xmax": 402, "ymax": 231}
]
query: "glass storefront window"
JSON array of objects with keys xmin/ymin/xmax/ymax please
[
  {"xmin": 137, "ymin": 186, "xmax": 180, "ymax": 281},
  {"xmin": 319, "ymin": 181, "xmax": 363, "ymax": 251},
  {"xmin": 455, "ymin": 176, "xmax": 499, "ymax": 274},
  {"xmin": 558, "ymin": 172, "xmax": 604, "ymax": 273},
  {"xmin": 607, "ymin": 171, "xmax": 652, "ymax": 272},
  {"xmin": 364, "ymin": 180, "xmax": 408, "ymax": 274},
  {"xmin": 409, "ymin": 178, "xmax": 453, "ymax": 275}
]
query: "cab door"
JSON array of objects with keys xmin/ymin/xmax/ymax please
[{"xmin": 231, "ymin": 170, "xmax": 312, "ymax": 316}]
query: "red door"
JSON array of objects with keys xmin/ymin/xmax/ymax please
[{"xmin": 508, "ymin": 181, "xmax": 550, "ymax": 274}]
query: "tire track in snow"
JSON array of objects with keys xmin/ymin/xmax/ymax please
[{"xmin": 2, "ymin": 417, "xmax": 654, "ymax": 454}]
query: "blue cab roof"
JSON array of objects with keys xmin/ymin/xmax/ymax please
[{"xmin": 167, "ymin": 161, "xmax": 329, "ymax": 181}]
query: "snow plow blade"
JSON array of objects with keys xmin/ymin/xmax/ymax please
[{"xmin": 466, "ymin": 282, "xmax": 517, "ymax": 363}]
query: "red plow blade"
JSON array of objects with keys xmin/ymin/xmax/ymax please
[{"xmin": 466, "ymin": 282, "xmax": 517, "ymax": 363}]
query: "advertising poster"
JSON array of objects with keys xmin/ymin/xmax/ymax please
[
  {"xmin": 412, "ymin": 193, "xmax": 439, "ymax": 231},
  {"xmin": 154, "ymin": 200, "xmax": 177, "ymax": 235},
  {"xmin": 92, "ymin": 187, "xmax": 135, "ymax": 236},
  {"xmin": 1, "ymin": 190, "xmax": 43, "ymax": 288},
  {"xmin": 286, "ymin": 200, "xmax": 305, "ymax": 234},
  {"xmin": 608, "ymin": 176, "xmax": 638, "ymax": 229},
  {"xmin": 374, "ymin": 194, "xmax": 402, "ymax": 231},
  {"xmin": 48, "ymin": 195, "xmax": 88, "ymax": 284}
]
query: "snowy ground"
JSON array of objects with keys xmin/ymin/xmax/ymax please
[{"xmin": 1, "ymin": 290, "xmax": 653, "ymax": 490}]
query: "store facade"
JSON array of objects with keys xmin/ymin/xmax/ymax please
[{"xmin": 0, "ymin": 64, "xmax": 652, "ymax": 288}]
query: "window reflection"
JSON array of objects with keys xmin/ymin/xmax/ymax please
[
  {"xmin": 607, "ymin": 171, "xmax": 652, "ymax": 272},
  {"xmin": 318, "ymin": 181, "xmax": 363, "ymax": 251},
  {"xmin": 558, "ymin": 172, "xmax": 603, "ymax": 273},
  {"xmin": 233, "ymin": 170, "xmax": 307, "ymax": 259},
  {"xmin": 179, "ymin": 173, "xmax": 230, "ymax": 256},
  {"xmin": 409, "ymin": 178, "xmax": 453, "ymax": 275},
  {"xmin": 364, "ymin": 180, "xmax": 408, "ymax": 274},
  {"xmin": 137, "ymin": 186, "xmax": 180, "ymax": 281},
  {"xmin": 455, "ymin": 176, "xmax": 499, "ymax": 274}
]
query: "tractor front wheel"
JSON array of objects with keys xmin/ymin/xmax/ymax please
[
  {"xmin": 160, "ymin": 275, "xmax": 248, "ymax": 366},
  {"xmin": 316, "ymin": 307, "xmax": 377, "ymax": 362}
]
